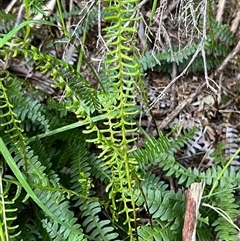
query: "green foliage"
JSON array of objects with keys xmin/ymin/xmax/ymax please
[
  {"xmin": 0, "ymin": 11, "xmax": 16, "ymax": 35},
  {"xmin": 0, "ymin": 1, "xmax": 239, "ymax": 241}
]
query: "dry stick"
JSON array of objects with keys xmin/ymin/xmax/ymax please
[
  {"xmin": 162, "ymin": 0, "xmax": 180, "ymax": 20},
  {"xmin": 155, "ymin": 82, "xmax": 206, "ymax": 131},
  {"xmin": 201, "ymin": 0, "xmax": 218, "ymax": 94},
  {"xmin": 5, "ymin": 0, "xmax": 18, "ymax": 13},
  {"xmin": 170, "ymin": 62, "xmax": 178, "ymax": 111},
  {"xmin": 182, "ymin": 182, "xmax": 205, "ymax": 241},
  {"xmin": 231, "ymin": 9, "xmax": 240, "ymax": 33},
  {"xmin": 3, "ymin": 4, "xmax": 25, "ymax": 69},
  {"xmin": 215, "ymin": 39, "xmax": 240, "ymax": 75},
  {"xmin": 216, "ymin": 0, "xmax": 226, "ymax": 23}
]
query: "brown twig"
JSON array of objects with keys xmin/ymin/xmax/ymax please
[{"xmin": 214, "ymin": 39, "xmax": 240, "ymax": 75}]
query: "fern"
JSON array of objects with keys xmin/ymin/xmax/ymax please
[
  {"xmin": 0, "ymin": 39, "xmax": 100, "ymax": 117},
  {"xmin": 211, "ymin": 183, "xmax": 239, "ymax": 240},
  {"xmin": 13, "ymin": 149, "xmax": 86, "ymax": 241},
  {"xmin": 0, "ymin": 70, "xmax": 29, "ymax": 174},
  {"xmin": 4, "ymin": 77, "xmax": 50, "ymax": 132},
  {"xmin": 0, "ymin": 2, "xmax": 239, "ymax": 240},
  {"xmin": 0, "ymin": 11, "xmax": 17, "ymax": 35},
  {"xmin": 0, "ymin": 175, "xmax": 21, "ymax": 240},
  {"xmin": 135, "ymin": 173, "xmax": 184, "ymax": 240},
  {"xmin": 78, "ymin": 1, "xmax": 142, "ymax": 239},
  {"xmin": 69, "ymin": 138, "xmax": 119, "ymax": 240}
]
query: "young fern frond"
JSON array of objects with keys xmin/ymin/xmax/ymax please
[
  {"xmin": 0, "ymin": 39, "xmax": 100, "ymax": 117},
  {"xmin": 78, "ymin": 1, "xmax": 142, "ymax": 239}
]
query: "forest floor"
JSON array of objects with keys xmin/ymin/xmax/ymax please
[{"xmin": 2, "ymin": 0, "xmax": 240, "ymax": 171}]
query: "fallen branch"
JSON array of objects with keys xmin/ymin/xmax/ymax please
[{"xmin": 182, "ymin": 182, "xmax": 205, "ymax": 241}]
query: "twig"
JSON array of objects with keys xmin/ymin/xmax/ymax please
[
  {"xmin": 5, "ymin": 0, "xmax": 18, "ymax": 13},
  {"xmin": 231, "ymin": 9, "xmax": 240, "ymax": 34},
  {"xmin": 203, "ymin": 202, "xmax": 240, "ymax": 232},
  {"xmin": 162, "ymin": 1, "xmax": 180, "ymax": 20},
  {"xmin": 216, "ymin": 0, "xmax": 226, "ymax": 23},
  {"xmin": 214, "ymin": 39, "xmax": 240, "ymax": 75},
  {"xmin": 4, "ymin": 4, "xmax": 25, "ymax": 68},
  {"xmin": 201, "ymin": 0, "xmax": 219, "ymax": 94},
  {"xmin": 170, "ymin": 62, "xmax": 178, "ymax": 111}
]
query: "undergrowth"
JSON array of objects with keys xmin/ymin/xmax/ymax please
[{"xmin": 0, "ymin": 0, "xmax": 239, "ymax": 241}]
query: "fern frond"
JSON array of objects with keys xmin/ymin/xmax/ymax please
[
  {"xmin": 4, "ymin": 77, "xmax": 50, "ymax": 132},
  {"xmin": 76, "ymin": 1, "xmax": 143, "ymax": 239},
  {"xmin": 2, "ymin": 136, "xmax": 86, "ymax": 241},
  {"xmin": 41, "ymin": 192, "xmax": 86, "ymax": 241},
  {"xmin": 133, "ymin": 130, "xmax": 198, "ymax": 186},
  {"xmin": 139, "ymin": 17, "xmax": 234, "ymax": 74},
  {"xmin": 78, "ymin": 199, "xmax": 120, "ymax": 241},
  {"xmin": 0, "ymin": 175, "xmax": 22, "ymax": 240},
  {"xmin": 138, "ymin": 225, "xmax": 174, "ymax": 241},
  {"xmin": 211, "ymin": 184, "xmax": 238, "ymax": 241},
  {"xmin": 0, "ymin": 71, "xmax": 29, "ymax": 172},
  {"xmin": 0, "ymin": 40, "xmax": 100, "ymax": 116},
  {"xmin": 135, "ymin": 178, "xmax": 184, "ymax": 239},
  {"xmin": 69, "ymin": 139, "xmax": 119, "ymax": 240}
]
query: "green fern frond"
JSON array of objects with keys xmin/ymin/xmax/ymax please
[
  {"xmin": 0, "ymin": 71, "xmax": 29, "ymax": 172},
  {"xmin": 4, "ymin": 77, "xmax": 50, "ymax": 132},
  {"xmin": 0, "ymin": 40, "xmax": 100, "ymax": 117},
  {"xmin": 78, "ymin": 1, "xmax": 142, "ymax": 239},
  {"xmin": 211, "ymin": 183, "xmax": 239, "ymax": 241},
  {"xmin": 0, "ymin": 11, "xmax": 16, "ymax": 35},
  {"xmin": 78, "ymin": 199, "xmax": 120, "ymax": 241},
  {"xmin": 138, "ymin": 225, "xmax": 174, "ymax": 241},
  {"xmin": 133, "ymin": 130, "xmax": 198, "ymax": 186},
  {"xmin": 135, "ymin": 186, "xmax": 184, "ymax": 240},
  {"xmin": 69, "ymin": 140, "xmax": 119, "ymax": 240},
  {"xmin": 0, "ymin": 176, "xmax": 22, "ymax": 240}
]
